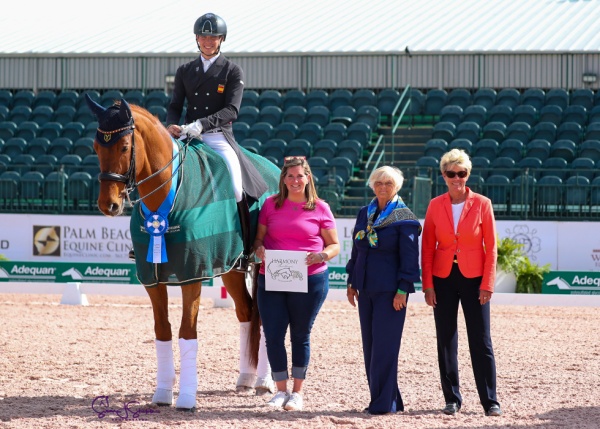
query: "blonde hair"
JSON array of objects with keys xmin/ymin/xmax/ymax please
[
  {"xmin": 367, "ymin": 166, "xmax": 404, "ymax": 194},
  {"xmin": 273, "ymin": 157, "xmax": 319, "ymax": 210},
  {"xmin": 440, "ymin": 149, "xmax": 472, "ymax": 174}
]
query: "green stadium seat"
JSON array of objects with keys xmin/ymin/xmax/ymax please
[
  {"xmin": 147, "ymin": 106, "xmax": 167, "ymax": 122},
  {"xmin": 249, "ymin": 122, "xmax": 274, "ymax": 141},
  {"xmin": 3, "ymin": 137, "xmax": 28, "ymax": 158},
  {"xmin": 565, "ymin": 176, "xmax": 590, "ymax": 213},
  {"xmin": 346, "ymin": 122, "xmax": 371, "ymax": 148},
  {"xmin": 498, "ymin": 139, "xmax": 524, "ymax": 161},
  {"xmin": 33, "ymin": 91, "xmax": 57, "ymax": 109},
  {"xmin": 297, "ymin": 122, "xmax": 323, "ymax": 144},
  {"xmin": 331, "ymin": 105, "xmax": 356, "ymax": 127},
  {"xmin": 258, "ymin": 90, "xmax": 282, "ymax": 109},
  {"xmin": 27, "ymin": 137, "xmax": 51, "ymax": 158},
  {"xmin": 355, "ymin": 105, "xmax": 380, "ymax": 130},
  {"xmin": 521, "ymin": 88, "xmax": 545, "ymax": 111},
  {"xmin": 562, "ymin": 105, "xmax": 587, "ymax": 126},
  {"xmin": 545, "ymin": 88, "xmax": 569, "ymax": 110},
  {"xmin": 473, "ymin": 88, "xmax": 496, "ymax": 110},
  {"xmin": 100, "ymin": 90, "xmax": 124, "ymax": 108},
  {"xmin": 569, "ymin": 157, "xmax": 596, "ymax": 180},
  {"xmin": 455, "ymin": 122, "xmax": 480, "ymax": 144},
  {"xmin": 517, "ymin": 157, "xmax": 543, "ymax": 180},
  {"xmin": 336, "ymin": 139, "xmax": 362, "ymax": 165},
  {"xmin": 283, "ymin": 106, "xmax": 307, "ymax": 126},
  {"xmin": 482, "ymin": 122, "xmax": 506, "ymax": 142},
  {"xmin": 261, "ymin": 139, "xmax": 287, "ymax": 161},
  {"xmin": 531, "ymin": 122, "xmax": 557, "ymax": 142},
  {"xmin": 306, "ymin": 106, "xmax": 330, "ymax": 127},
  {"xmin": 61, "ymin": 122, "xmax": 85, "ymax": 141},
  {"xmin": 76, "ymin": 90, "xmax": 101, "ymax": 109},
  {"xmin": 471, "ymin": 156, "xmax": 491, "ymax": 179},
  {"xmin": 259, "ymin": 106, "xmax": 283, "ymax": 126},
  {"xmin": 31, "ymin": 105, "xmax": 54, "ymax": 125},
  {"xmin": 512, "ymin": 105, "xmax": 538, "ymax": 127},
  {"xmin": 123, "ymin": 90, "xmax": 145, "ymax": 106},
  {"xmin": 541, "ymin": 157, "xmax": 568, "ymax": 180},
  {"xmin": 13, "ymin": 153, "xmax": 35, "ymax": 175},
  {"xmin": 323, "ymin": 122, "xmax": 347, "ymax": 142},
  {"xmin": 0, "ymin": 90, "xmax": 13, "ymax": 108},
  {"xmin": 329, "ymin": 89, "xmax": 353, "ymax": 111},
  {"xmin": 312, "ymin": 139, "xmax": 337, "ymax": 159},
  {"xmin": 15, "ymin": 121, "xmax": 39, "ymax": 142},
  {"xmin": 305, "ymin": 90, "xmax": 329, "ymax": 110},
  {"xmin": 13, "ymin": 90, "xmax": 36, "ymax": 108},
  {"xmin": 282, "ymin": 89, "xmax": 306, "ymax": 110},
  {"xmin": 539, "ymin": 105, "xmax": 562, "ymax": 126},
  {"xmin": 232, "ymin": 122, "xmax": 250, "ymax": 141},
  {"xmin": 39, "ymin": 122, "xmax": 63, "ymax": 140},
  {"xmin": 34, "ymin": 154, "xmax": 58, "ymax": 176},
  {"xmin": 462, "ymin": 105, "xmax": 487, "ymax": 127},
  {"xmin": 496, "ymin": 88, "xmax": 520, "ymax": 109},
  {"xmin": 73, "ymin": 137, "xmax": 95, "ymax": 159},
  {"xmin": 487, "ymin": 105, "xmax": 513, "ymax": 125},
  {"xmin": 67, "ymin": 171, "xmax": 94, "ymax": 211},
  {"xmin": 59, "ymin": 154, "xmax": 83, "ymax": 175},
  {"xmin": 556, "ymin": 122, "xmax": 582, "ymax": 144},
  {"xmin": 578, "ymin": 140, "xmax": 600, "ymax": 162},
  {"xmin": 8, "ymin": 106, "xmax": 32, "ymax": 125},
  {"xmin": 55, "ymin": 90, "xmax": 79, "ymax": 109},
  {"xmin": 53, "ymin": 106, "xmax": 77, "ymax": 125},
  {"xmin": 449, "ymin": 138, "xmax": 473, "ymax": 155},
  {"xmin": 549, "ymin": 140, "xmax": 577, "ymax": 163},
  {"xmin": 81, "ymin": 154, "xmax": 100, "ymax": 177},
  {"xmin": 377, "ymin": 89, "xmax": 401, "ymax": 116},
  {"xmin": 439, "ymin": 105, "xmax": 463, "ymax": 125},
  {"xmin": 505, "ymin": 122, "xmax": 531, "ymax": 144},
  {"xmin": 423, "ymin": 89, "xmax": 448, "ymax": 115},
  {"xmin": 330, "ymin": 157, "xmax": 354, "ymax": 183},
  {"xmin": 49, "ymin": 138, "xmax": 74, "ymax": 159},
  {"xmin": 240, "ymin": 89, "xmax": 259, "ymax": 108},
  {"xmin": 491, "ymin": 156, "xmax": 517, "ymax": 180},
  {"xmin": 20, "ymin": 171, "xmax": 45, "ymax": 202},
  {"xmin": 239, "ymin": 138, "xmax": 261, "ymax": 154},
  {"xmin": 447, "ymin": 88, "xmax": 472, "ymax": 109},
  {"xmin": 274, "ymin": 122, "xmax": 298, "ymax": 142},
  {"xmin": 144, "ymin": 90, "xmax": 170, "ymax": 108},
  {"xmin": 472, "ymin": 139, "xmax": 499, "ymax": 160},
  {"xmin": 352, "ymin": 89, "xmax": 377, "ymax": 109},
  {"xmin": 525, "ymin": 139, "xmax": 551, "ymax": 161},
  {"xmin": 238, "ymin": 106, "xmax": 260, "ymax": 126},
  {"xmin": 285, "ymin": 139, "xmax": 311, "ymax": 158}
]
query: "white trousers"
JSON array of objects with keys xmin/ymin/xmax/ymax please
[{"xmin": 202, "ymin": 133, "xmax": 243, "ymax": 202}]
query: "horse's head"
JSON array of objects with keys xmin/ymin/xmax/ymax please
[{"xmin": 85, "ymin": 94, "xmax": 136, "ymax": 217}]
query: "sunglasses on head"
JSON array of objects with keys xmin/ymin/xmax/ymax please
[
  {"xmin": 445, "ymin": 170, "xmax": 468, "ymax": 179},
  {"xmin": 284, "ymin": 156, "xmax": 306, "ymax": 163}
]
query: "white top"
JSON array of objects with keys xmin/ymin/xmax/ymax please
[
  {"xmin": 201, "ymin": 52, "xmax": 220, "ymax": 72},
  {"xmin": 451, "ymin": 201, "xmax": 465, "ymax": 233}
]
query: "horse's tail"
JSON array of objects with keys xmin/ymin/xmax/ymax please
[{"xmin": 248, "ymin": 263, "xmax": 261, "ymax": 368}]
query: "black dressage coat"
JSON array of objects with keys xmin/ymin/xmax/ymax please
[{"xmin": 166, "ymin": 54, "xmax": 267, "ymax": 199}]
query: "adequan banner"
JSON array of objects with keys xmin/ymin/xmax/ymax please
[{"xmin": 542, "ymin": 272, "xmax": 600, "ymax": 295}]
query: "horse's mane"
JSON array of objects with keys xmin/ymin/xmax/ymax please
[{"xmin": 130, "ymin": 104, "xmax": 170, "ymax": 138}]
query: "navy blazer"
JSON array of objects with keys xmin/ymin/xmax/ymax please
[
  {"xmin": 346, "ymin": 205, "xmax": 422, "ymax": 293},
  {"xmin": 166, "ymin": 54, "xmax": 267, "ymax": 199}
]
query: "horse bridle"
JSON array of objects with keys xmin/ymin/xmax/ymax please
[
  {"xmin": 97, "ymin": 119, "xmax": 185, "ymax": 206},
  {"xmin": 97, "ymin": 123, "xmax": 137, "ymax": 196}
]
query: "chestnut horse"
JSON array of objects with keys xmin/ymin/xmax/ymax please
[{"xmin": 85, "ymin": 95, "xmax": 279, "ymax": 411}]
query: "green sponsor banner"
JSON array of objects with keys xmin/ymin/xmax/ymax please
[
  {"xmin": 0, "ymin": 261, "xmax": 139, "ymax": 284},
  {"xmin": 542, "ymin": 271, "xmax": 600, "ymax": 295},
  {"xmin": 327, "ymin": 266, "xmax": 422, "ymax": 290}
]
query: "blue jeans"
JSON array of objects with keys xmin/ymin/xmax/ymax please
[{"xmin": 257, "ymin": 269, "xmax": 329, "ymax": 381}]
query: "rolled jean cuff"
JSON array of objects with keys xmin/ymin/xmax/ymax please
[
  {"xmin": 291, "ymin": 366, "xmax": 307, "ymax": 380},
  {"xmin": 271, "ymin": 370, "xmax": 289, "ymax": 382}
]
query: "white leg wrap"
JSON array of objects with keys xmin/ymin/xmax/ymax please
[
  {"xmin": 254, "ymin": 325, "xmax": 275, "ymax": 394},
  {"xmin": 257, "ymin": 325, "xmax": 271, "ymax": 378},
  {"xmin": 239, "ymin": 321, "xmax": 255, "ymax": 375},
  {"xmin": 237, "ymin": 321, "xmax": 257, "ymax": 390},
  {"xmin": 152, "ymin": 340, "xmax": 175, "ymax": 405},
  {"xmin": 176, "ymin": 338, "xmax": 198, "ymax": 410}
]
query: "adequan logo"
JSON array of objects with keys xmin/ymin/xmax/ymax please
[{"xmin": 33, "ymin": 226, "xmax": 61, "ymax": 256}]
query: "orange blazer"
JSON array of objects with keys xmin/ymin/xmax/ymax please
[{"xmin": 421, "ymin": 188, "xmax": 497, "ymax": 292}]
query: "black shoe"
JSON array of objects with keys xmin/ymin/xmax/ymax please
[
  {"xmin": 485, "ymin": 404, "xmax": 502, "ymax": 416},
  {"xmin": 443, "ymin": 403, "xmax": 460, "ymax": 415},
  {"xmin": 128, "ymin": 249, "xmax": 135, "ymax": 261}
]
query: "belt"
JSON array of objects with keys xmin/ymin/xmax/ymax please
[
  {"xmin": 203, "ymin": 128, "xmax": 222, "ymax": 134},
  {"xmin": 453, "ymin": 255, "xmax": 458, "ymax": 263}
]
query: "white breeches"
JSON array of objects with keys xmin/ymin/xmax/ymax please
[{"xmin": 202, "ymin": 133, "xmax": 243, "ymax": 202}]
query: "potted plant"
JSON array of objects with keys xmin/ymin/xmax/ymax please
[{"xmin": 495, "ymin": 237, "xmax": 550, "ymax": 293}]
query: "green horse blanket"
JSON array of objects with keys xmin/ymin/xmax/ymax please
[{"xmin": 130, "ymin": 141, "xmax": 279, "ymax": 286}]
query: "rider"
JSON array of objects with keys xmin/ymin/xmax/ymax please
[{"xmin": 165, "ymin": 13, "xmax": 267, "ymax": 272}]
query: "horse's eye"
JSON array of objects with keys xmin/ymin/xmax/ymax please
[{"xmin": 121, "ymin": 145, "xmax": 129, "ymax": 153}]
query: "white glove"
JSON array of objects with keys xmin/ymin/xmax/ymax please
[{"xmin": 181, "ymin": 120, "xmax": 203, "ymax": 139}]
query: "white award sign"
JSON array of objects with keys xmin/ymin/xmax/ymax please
[{"xmin": 265, "ymin": 250, "xmax": 308, "ymax": 293}]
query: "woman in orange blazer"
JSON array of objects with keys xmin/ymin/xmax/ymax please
[{"xmin": 421, "ymin": 149, "xmax": 502, "ymax": 417}]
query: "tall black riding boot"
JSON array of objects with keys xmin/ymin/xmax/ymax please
[{"xmin": 234, "ymin": 195, "xmax": 252, "ymax": 273}]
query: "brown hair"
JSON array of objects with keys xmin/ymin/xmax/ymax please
[{"xmin": 273, "ymin": 157, "xmax": 319, "ymax": 210}]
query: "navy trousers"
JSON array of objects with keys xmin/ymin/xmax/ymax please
[
  {"xmin": 433, "ymin": 263, "xmax": 500, "ymax": 412},
  {"xmin": 358, "ymin": 289, "xmax": 408, "ymax": 414}
]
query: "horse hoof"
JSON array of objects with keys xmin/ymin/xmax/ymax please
[
  {"xmin": 175, "ymin": 393, "xmax": 196, "ymax": 411},
  {"xmin": 152, "ymin": 388, "xmax": 173, "ymax": 406},
  {"xmin": 236, "ymin": 373, "xmax": 257, "ymax": 390},
  {"xmin": 176, "ymin": 406, "xmax": 196, "ymax": 412},
  {"xmin": 254, "ymin": 376, "xmax": 275, "ymax": 395}
]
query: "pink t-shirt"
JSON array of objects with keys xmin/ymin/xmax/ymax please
[{"xmin": 258, "ymin": 196, "xmax": 336, "ymax": 276}]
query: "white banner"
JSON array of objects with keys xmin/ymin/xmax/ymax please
[{"xmin": 0, "ymin": 214, "xmax": 598, "ymax": 272}]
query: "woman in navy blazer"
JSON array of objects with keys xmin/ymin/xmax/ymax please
[{"xmin": 346, "ymin": 166, "xmax": 421, "ymax": 415}]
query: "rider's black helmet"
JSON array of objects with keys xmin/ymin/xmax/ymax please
[{"xmin": 194, "ymin": 13, "xmax": 227, "ymax": 41}]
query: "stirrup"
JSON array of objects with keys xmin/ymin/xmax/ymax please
[
  {"xmin": 233, "ymin": 254, "xmax": 250, "ymax": 273},
  {"xmin": 128, "ymin": 249, "xmax": 135, "ymax": 261}
]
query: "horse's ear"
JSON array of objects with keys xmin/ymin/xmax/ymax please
[
  {"xmin": 85, "ymin": 93, "xmax": 105, "ymax": 118},
  {"xmin": 118, "ymin": 98, "xmax": 133, "ymax": 123}
]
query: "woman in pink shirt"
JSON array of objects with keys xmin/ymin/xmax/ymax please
[{"xmin": 254, "ymin": 156, "xmax": 340, "ymax": 411}]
